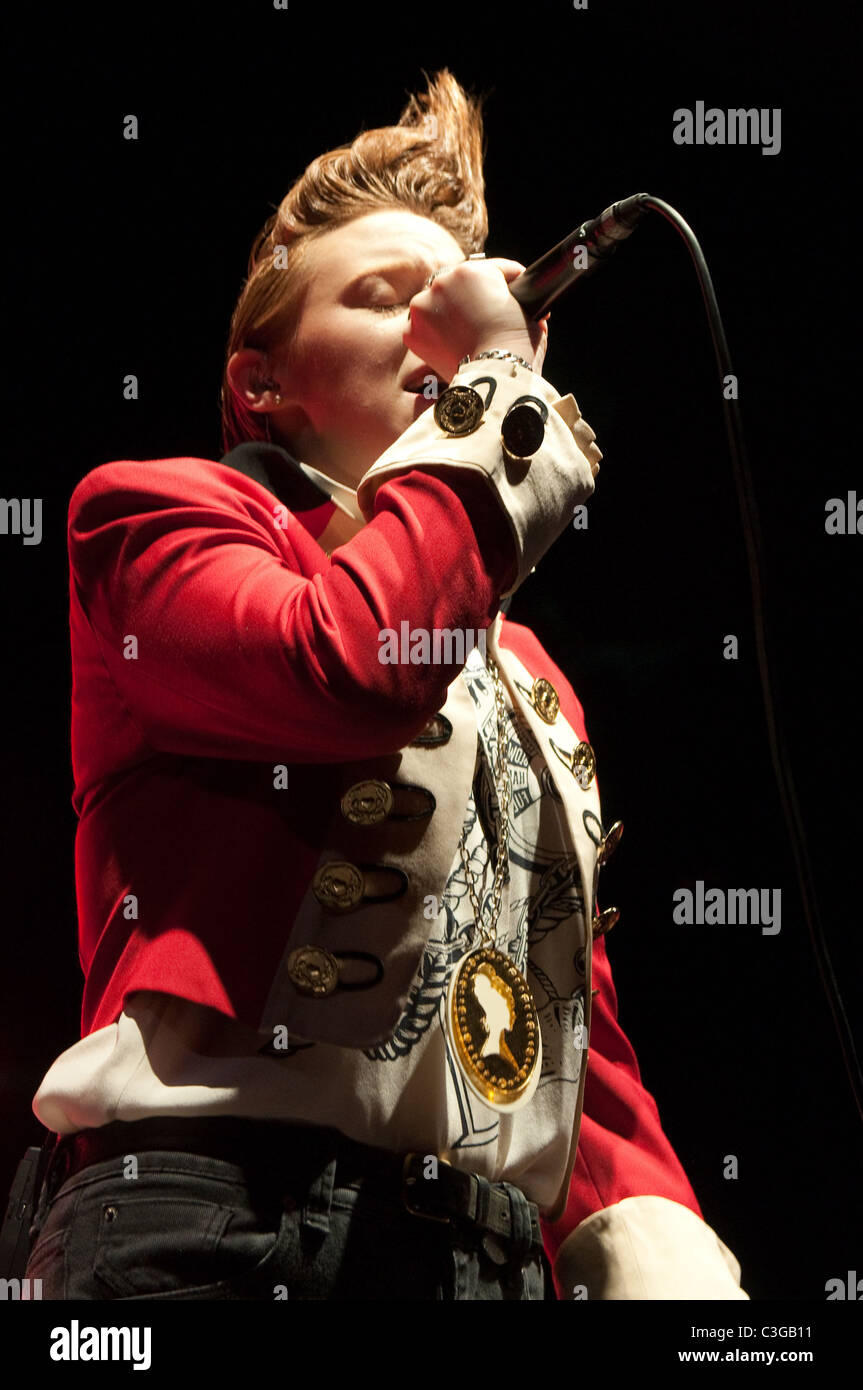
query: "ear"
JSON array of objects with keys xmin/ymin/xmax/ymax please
[
  {"xmin": 226, "ymin": 347, "xmax": 309, "ymax": 444},
  {"xmin": 226, "ymin": 348, "xmax": 280, "ymax": 413}
]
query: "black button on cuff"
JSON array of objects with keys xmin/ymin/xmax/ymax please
[{"xmin": 501, "ymin": 399, "xmax": 547, "ymax": 459}]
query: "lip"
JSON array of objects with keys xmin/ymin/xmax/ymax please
[
  {"xmin": 410, "ymin": 392, "xmax": 436, "ymax": 417},
  {"xmin": 403, "ymin": 366, "xmax": 448, "ymax": 395}
]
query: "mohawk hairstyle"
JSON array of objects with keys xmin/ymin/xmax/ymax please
[{"xmin": 220, "ymin": 69, "xmax": 489, "ymax": 453}]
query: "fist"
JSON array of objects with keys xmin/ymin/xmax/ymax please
[{"xmin": 404, "ymin": 257, "xmax": 549, "ymax": 384}]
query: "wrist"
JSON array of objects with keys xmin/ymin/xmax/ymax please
[{"xmin": 461, "ymin": 347, "xmax": 535, "ymax": 373}]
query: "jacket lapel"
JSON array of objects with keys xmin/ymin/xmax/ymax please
[{"xmin": 489, "ymin": 615, "xmax": 601, "ymax": 1220}]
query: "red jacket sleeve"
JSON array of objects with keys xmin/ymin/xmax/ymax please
[
  {"xmin": 542, "ymin": 933, "xmax": 703, "ymax": 1267},
  {"xmin": 68, "ymin": 457, "xmax": 515, "ymax": 765}
]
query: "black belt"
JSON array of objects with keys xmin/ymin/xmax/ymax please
[{"xmin": 41, "ymin": 1116, "xmax": 544, "ymax": 1252}]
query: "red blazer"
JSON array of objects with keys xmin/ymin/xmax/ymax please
[{"xmin": 66, "ymin": 438, "xmax": 743, "ymax": 1297}]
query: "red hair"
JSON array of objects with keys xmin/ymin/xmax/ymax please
[{"xmin": 220, "ymin": 69, "xmax": 488, "ymax": 453}]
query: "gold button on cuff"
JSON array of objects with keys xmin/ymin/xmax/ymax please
[
  {"xmin": 287, "ymin": 946, "xmax": 339, "ymax": 997},
  {"xmin": 312, "ymin": 861, "xmax": 364, "ymax": 911},
  {"xmin": 598, "ymin": 820, "xmax": 624, "ymax": 864},
  {"xmin": 433, "ymin": 385, "xmax": 484, "ymax": 436},
  {"xmin": 550, "ymin": 737, "xmax": 597, "ymax": 790},
  {"xmin": 340, "ymin": 779, "xmax": 394, "ymax": 826},
  {"xmin": 592, "ymin": 906, "xmax": 620, "ymax": 939}
]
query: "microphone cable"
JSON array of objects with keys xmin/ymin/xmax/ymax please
[{"xmin": 587, "ymin": 193, "xmax": 863, "ymax": 1123}]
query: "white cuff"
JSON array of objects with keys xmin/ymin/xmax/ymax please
[
  {"xmin": 554, "ymin": 1196, "xmax": 751, "ymax": 1300},
  {"xmin": 356, "ymin": 360, "xmax": 601, "ymax": 598}
]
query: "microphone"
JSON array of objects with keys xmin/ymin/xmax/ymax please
[{"xmin": 507, "ymin": 193, "xmax": 648, "ymax": 320}]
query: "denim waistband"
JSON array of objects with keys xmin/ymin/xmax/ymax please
[{"xmin": 41, "ymin": 1115, "xmax": 545, "ymax": 1257}]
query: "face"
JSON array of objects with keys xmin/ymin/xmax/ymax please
[{"xmin": 269, "ymin": 209, "xmax": 467, "ymax": 488}]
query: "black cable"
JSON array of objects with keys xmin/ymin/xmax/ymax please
[{"xmin": 636, "ymin": 194, "xmax": 863, "ymax": 1122}]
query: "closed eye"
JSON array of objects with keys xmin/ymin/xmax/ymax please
[{"xmin": 369, "ymin": 302, "xmax": 410, "ymax": 314}]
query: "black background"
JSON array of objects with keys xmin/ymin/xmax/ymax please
[{"xmin": 2, "ymin": 0, "xmax": 860, "ymax": 1307}]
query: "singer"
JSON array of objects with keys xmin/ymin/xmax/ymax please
[{"xmin": 23, "ymin": 70, "xmax": 748, "ymax": 1300}]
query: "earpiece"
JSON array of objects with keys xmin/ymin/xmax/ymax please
[{"xmin": 254, "ymin": 377, "xmax": 283, "ymax": 405}]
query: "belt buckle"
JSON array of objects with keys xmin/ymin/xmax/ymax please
[{"xmin": 401, "ymin": 1152, "xmax": 451, "ymax": 1224}]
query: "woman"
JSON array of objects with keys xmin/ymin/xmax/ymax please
[{"xmin": 23, "ymin": 70, "xmax": 748, "ymax": 1301}]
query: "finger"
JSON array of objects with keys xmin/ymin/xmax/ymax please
[{"xmin": 477, "ymin": 258, "xmax": 528, "ymax": 285}]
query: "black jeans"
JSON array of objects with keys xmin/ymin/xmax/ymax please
[{"xmin": 25, "ymin": 1119, "xmax": 557, "ymax": 1301}]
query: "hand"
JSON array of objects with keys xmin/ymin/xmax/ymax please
[{"xmin": 404, "ymin": 257, "xmax": 549, "ymax": 384}]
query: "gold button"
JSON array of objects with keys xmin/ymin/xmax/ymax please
[
  {"xmin": 550, "ymin": 738, "xmax": 597, "ymax": 790},
  {"xmin": 340, "ymin": 779, "xmax": 394, "ymax": 826},
  {"xmin": 592, "ymin": 906, "xmax": 620, "ymax": 939},
  {"xmin": 572, "ymin": 743, "xmax": 596, "ymax": 789},
  {"xmin": 312, "ymin": 861, "xmax": 364, "ymax": 911},
  {"xmin": 287, "ymin": 946, "xmax": 339, "ymax": 997},
  {"xmin": 598, "ymin": 820, "xmax": 624, "ymax": 864},
  {"xmin": 532, "ymin": 678, "xmax": 559, "ymax": 724},
  {"xmin": 515, "ymin": 677, "xmax": 559, "ymax": 723},
  {"xmin": 433, "ymin": 385, "xmax": 484, "ymax": 436}
]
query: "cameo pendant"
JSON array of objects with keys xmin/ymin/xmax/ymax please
[{"xmin": 445, "ymin": 946, "xmax": 542, "ymax": 1112}]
